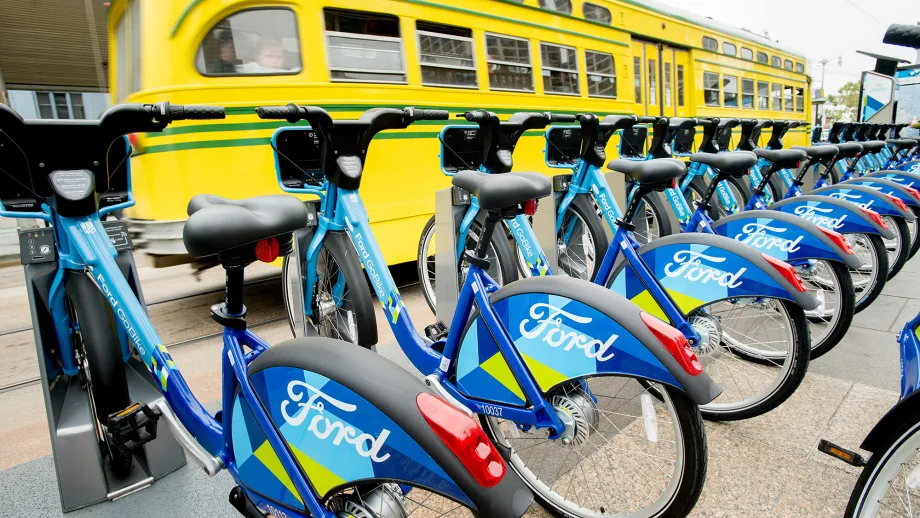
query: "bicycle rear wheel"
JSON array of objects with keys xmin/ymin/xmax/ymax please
[
  {"xmin": 66, "ymin": 271, "xmax": 134, "ymax": 477},
  {"xmin": 482, "ymin": 377, "xmax": 707, "ymax": 517},
  {"xmin": 882, "ymin": 215, "xmax": 910, "ymax": 279},
  {"xmin": 849, "ymin": 233, "xmax": 889, "ymax": 313},
  {"xmin": 282, "ymin": 231, "xmax": 377, "ymax": 348}
]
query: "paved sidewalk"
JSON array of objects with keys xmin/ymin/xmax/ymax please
[{"xmin": 0, "ymin": 256, "xmax": 916, "ymax": 517}]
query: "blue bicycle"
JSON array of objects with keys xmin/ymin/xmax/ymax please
[
  {"xmin": 263, "ymin": 103, "xmax": 721, "ymax": 518},
  {"xmin": 420, "ymin": 110, "xmax": 820, "ymax": 421},
  {"xmin": 0, "ymin": 102, "xmax": 539, "ymax": 518}
]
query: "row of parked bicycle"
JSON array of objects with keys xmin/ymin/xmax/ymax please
[{"xmin": 1, "ymin": 96, "xmax": 919, "ymax": 518}]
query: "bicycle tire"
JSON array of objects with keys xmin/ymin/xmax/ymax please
[
  {"xmin": 687, "ymin": 175, "xmax": 744, "ymax": 221},
  {"xmin": 555, "ymin": 194, "xmax": 609, "ymax": 281},
  {"xmin": 65, "ymin": 271, "xmax": 134, "ymax": 477},
  {"xmin": 417, "ymin": 215, "xmax": 518, "ymax": 315},
  {"xmin": 845, "ymin": 418, "xmax": 920, "ymax": 517},
  {"xmin": 907, "ymin": 207, "xmax": 920, "ymax": 259},
  {"xmin": 633, "ymin": 190, "xmax": 678, "ymax": 244},
  {"xmin": 884, "ymin": 216, "xmax": 910, "ymax": 279},
  {"xmin": 766, "ymin": 173, "xmax": 787, "ymax": 203},
  {"xmin": 853, "ymin": 234, "xmax": 889, "ymax": 313},
  {"xmin": 281, "ymin": 231, "xmax": 377, "ymax": 348},
  {"xmin": 700, "ymin": 299, "xmax": 811, "ymax": 421},
  {"xmin": 482, "ymin": 382, "xmax": 707, "ymax": 518}
]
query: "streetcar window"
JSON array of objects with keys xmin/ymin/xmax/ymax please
[
  {"xmin": 702, "ymin": 37, "xmax": 718, "ymax": 52},
  {"xmin": 585, "ymin": 50, "xmax": 616, "ymax": 98},
  {"xmin": 723, "ymin": 75, "xmax": 738, "ymax": 107},
  {"xmin": 703, "ymin": 71, "xmax": 720, "ymax": 107},
  {"xmin": 539, "ymin": 0, "xmax": 572, "ymax": 14},
  {"xmin": 634, "ymin": 57, "xmax": 642, "ymax": 103},
  {"xmin": 757, "ymin": 80, "xmax": 769, "ymax": 110},
  {"xmin": 784, "ymin": 59, "xmax": 793, "ymax": 71},
  {"xmin": 795, "ymin": 62, "xmax": 805, "ymax": 73},
  {"xmin": 757, "ymin": 51, "xmax": 768, "ymax": 64},
  {"xmin": 784, "ymin": 85, "xmax": 794, "ymax": 111},
  {"xmin": 325, "ymin": 9, "xmax": 404, "ymax": 83},
  {"xmin": 647, "ymin": 58, "xmax": 657, "ymax": 106},
  {"xmin": 741, "ymin": 78, "xmax": 754, "ymax": 109},
  {"xmin": 795, "ymin": 87, "xmax": 805, "ymax": 112},
  {"xmin": 485, "ymin": 33, "xmax": 533, "ymax": 92},
  {"xmin": 541, "ymin": 43, "xmax": 579, "ymax": 95},
  {"xmin": 677, "ymin": 64, "xmax": 685, "ymax": 106},
  {"xmin": 583, "ymin": 3, "xmax": 612, "ymax": 24},
  {"xmin": 771, "ymin": 55, "xmax": 781, "ymax": 67},
  {"xmin": 771, "ymin": 83, "xmax": 782, "ymax": 111},
  {"xmin": 722, "ymin": 42, "xmax": 737, "ymax": 56},
  {"xmin": 417, "ymin": 21, "xmax": 477, "ymax": 88},
  {"xmin": 664, "ymin": 62, "xmax": 672, "ymax": 107},
  {"xmin": 197, "ymin": 8, "xmax": 302, "ymax": 77},
  {"xmin": 741, "ymin": 47, "xmax": 753, "ymax": 60}
]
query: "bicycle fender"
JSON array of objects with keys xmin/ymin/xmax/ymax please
[
  {"xmin": 455, "ymin": 276, "xmax": 722, "ymax": 406},
  {"xmin": 896, "ymin": 159, "xmax": 920, "ymax": 173},
  {"xmin": 246, "ymin": 339, "xmax": 533, "ymax": 518},
  {"xmin": 860, "ymin": 391, "xmax": 920, "ymax": 453},
  {"xmin": 866, "ymin": 170, "xmax": 920, "ymax": 191},
  {"xmin": 771, "ymin": 195, "xmax": 896, "ymax": 239},
  {"xmin": 843, "ymin": 177, "xmax": 920, "ymax": 208},
  {"xmin": 609, "ymin": 232, "xmax": 820, "ymax": 313},
  {"xmin": 811, "ymin": 184, "xmax": 915, "ymax": 220},
  {"xmin": 712, "ymin": 210, "xmax": 862, "ymax": 269}
]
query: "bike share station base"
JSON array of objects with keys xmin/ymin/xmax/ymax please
[{"xmin": 19, "ymin": 221, "xmax": 186, "ymax": 512}]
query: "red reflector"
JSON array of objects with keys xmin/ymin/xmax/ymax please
[
  {"xmin": 885, "ymin": 193, "xmax": 909, "ymax": 212},
  {"xmin": 761, "ymin": 253, "xmax": 807, "ymax": 292},
  {"xmin": 523, "ymin": 199, "xmax": 538, "ymax": 216},
  {"xmin": 817, "ymin": 226, "xmax": 854, "ymax": 255},
  {"xmin": 417, "ymin": 393, "xmax": 506, "ymax": 488},
  {"xmin": 906, "ymin": 186, "xmax": 920, "ymax": 202},
  {"xmin": 254, "ymin": 237, "xmax": 280, "ymax": 263},
  {"xmin": 860, "ymin": 207, "xmax": 888, "ymax": 229},
  {"xmin": 640, "ymin": 312, "xmax": 702, "ymax": 376},
  {"xmin": 670, "ymin": 178, "xmax": 679, "ymax": 189}
]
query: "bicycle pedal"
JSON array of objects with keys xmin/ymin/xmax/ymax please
[
  {"xmin": 106, "ymin": 402, "xmax": 161, "ymax": 453},
  {"xmin": 424, "ymin": 321, "xmax": 450, "ymax": 342},
  {"xmin": 817, "ymin": 439, "xmax": 867, "ymax": 466}
]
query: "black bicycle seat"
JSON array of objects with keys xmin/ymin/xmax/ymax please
[
  {"xmin": 860, "ymin": 141, "xmax": 887, "ymax": 153},
  {"xmin": 753, "ymin": 148, "xmax": 807, "ymax": 169},
  {"xmin": 607, "ymin": 158, "xmax": 686, "ymax": 185},
  {"xmin": 791, "ymin": 145, "xmax": 838, "ymax": 160},
  {"xmin": 834, "ymin": 142, "xmax": 864, "ymax": 158},
  {"xmin": 689, "ymin": 151, "xmax": 757, "ymax": 176},
  {"xmin": 183, "ymin": 194, "xmax": 307, "ymax": 258},
  {"xmin": 452, "ymin": 170, "xmax": 551, "ymax": 211}
]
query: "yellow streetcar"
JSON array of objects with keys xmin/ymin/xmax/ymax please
[{"xmin": 107, "ymin": 0, "xmax": 811, "ymax": 264}]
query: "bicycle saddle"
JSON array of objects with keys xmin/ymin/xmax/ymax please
[
  {"xmin": 183, "ymin": 194, "xmax": 307, "ymax": 258},
  {"xmin": 689, "ymin": 151, "xmax": 757, "ymax": 176},
  {"xmin": 888, "ymin": 139, "xmax": 918, "ymax": 150},
  {"xmin": 834, "ymin": 142, "xmax": 864, "ymax": 158},
  {"xmin": 753, "ymin": 148, "xmax": 807, "ymax": 169},
  {"xmin": 452, "ymin": 170, "xmax": 551, "ymax": 211},
  {"xmin": 607, "ymin": 158, "xmax": 686, "ymax": 185},
  {"xmin": 792, "ymin": 145, "xmax": 838, "ymax": 160},
  {"xmin": 860, "ymin": 141, "xmax": 887, "ymax": 153}
]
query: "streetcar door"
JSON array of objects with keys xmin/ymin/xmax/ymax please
[{"xmin": 633, "ymin": 40, "xmax": 690, "ymax": 117}]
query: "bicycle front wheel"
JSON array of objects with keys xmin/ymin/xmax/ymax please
[
  {"xmin": 693, "ymin": 298, "xmax": 810, "ymax": 421},
  {"xmin": 482, "ymin": 376, "xmax": 707, "ymax": 518},
  {"xmin": 555, "ymin": 195, "xmax": 608, "ymax": 281},
  {"xmin": 846, "ymin": 419, "xmax": 920, "ymax": 517},
  {"xmin": 282, "ymin": 232, "xmax": 377, "ymax": 348}
]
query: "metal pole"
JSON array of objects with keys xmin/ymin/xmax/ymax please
[{"xmin": 0, "ymin": 66, "xmax": 7, "ymax": 105}]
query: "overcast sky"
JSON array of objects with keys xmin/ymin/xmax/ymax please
[{"xmin": 651, "ymin": 0, "xmax": 919, "ymax": 95}]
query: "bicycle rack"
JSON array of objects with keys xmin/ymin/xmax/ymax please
[
  {"xmin": 434, "ymin": 187, "xmax": 464, "ymax": 323},
  {"xmin": 19, "ymin": 220, "xmax": 186, "ymax": 512}
]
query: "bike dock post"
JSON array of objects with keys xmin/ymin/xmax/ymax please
[
  {"xmin": 19, "ymin": 223, "xmax": 186, "ymax": 511},
  {"xmin": 604, "ymin": 170, "xmax": 629, "ymax": 239},
  {"xmin": 434, "ymin": 187, "xmax": 463, "ymax": 323}
]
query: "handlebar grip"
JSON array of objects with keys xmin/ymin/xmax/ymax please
[
  {"xmin": 414, "ymin": 109, "xmax": 450, "ymax": 121},
  {"xmin": 171, "ymin": 104, "xmax": 225, "ymax": 120},
  {"xmin": 460, "ymin": 111, "xmax": 488, "ymax": 123},
  {"xmin": 550, "ymin": 113, "xmax": 577, "ymax": 123},
  {"xmin": 255, "ymin": 104, "xmax": 301, "ymax": 121},
  {"xmin": 636, "ymin": 116, "xmax": 657, "ymax": 124}
]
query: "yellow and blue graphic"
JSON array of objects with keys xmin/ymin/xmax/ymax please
[
  {"xmin": 611, "ymin": 243, "xmax": 793, "ymax": 316},
  {"xmin": 234, "ymin": 368, "xmax": 471, "ymax": 508},
  {"xmin": 456, "ymin": 293, "xmax": 679, "ymax": 396}
]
